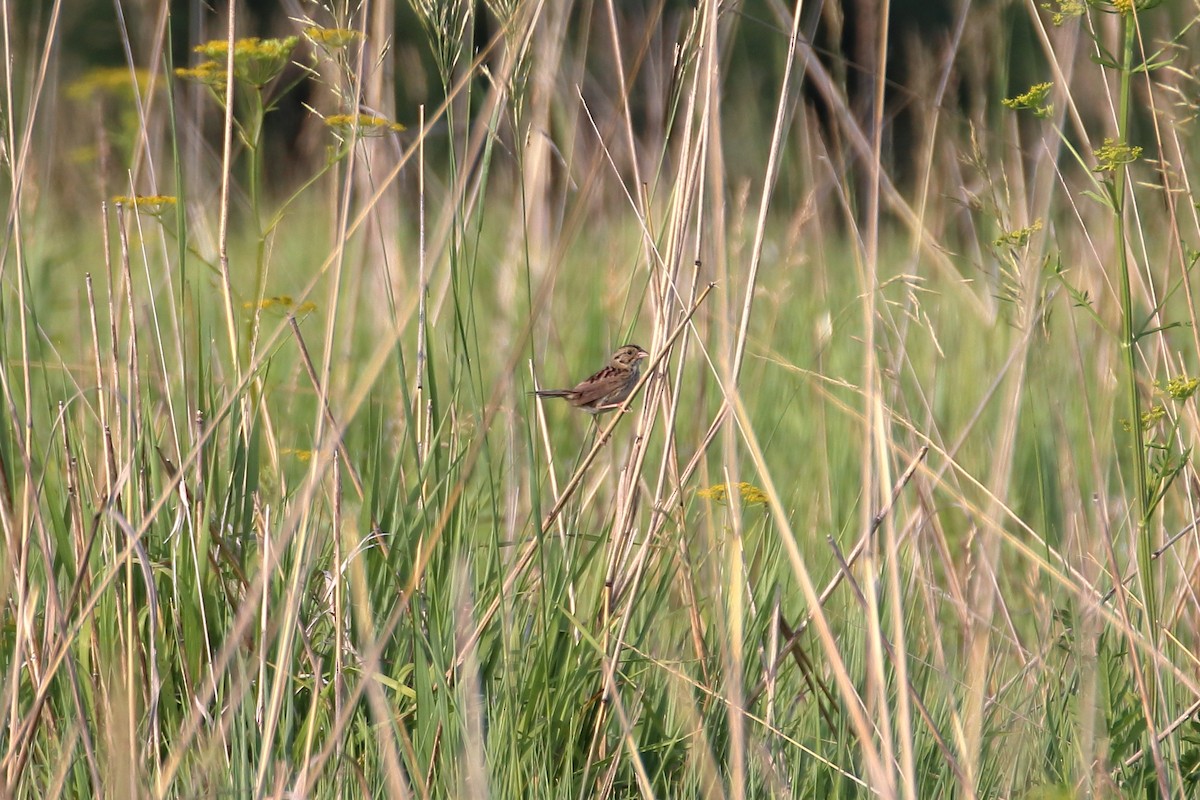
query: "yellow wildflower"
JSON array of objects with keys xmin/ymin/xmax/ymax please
[
  {"xmin": 1040, "ymin": 1, "xmax": 1085, "ymax": 26},
  {"xmin": 1165, "ymin": 376, "xmax": 1199, "ymax": 402},
  {"xmin": 188, "ymin": 36, "xmax": 299, "ymax": 88},
  {"xmin": 697, "ymin": 482, "xmax": 769, "ymax": 506},
  {"xmin": 324, "ymin": 113, "xmax": 407, "ymax": 137},
  {"xmin": 1141, "ymin": 405, "xmax": 1166, "ymax": 431},
  {"xmin": 994, "ymin": 219, "xmax": 1044, "ymax": 248},
  {"xmin": 111, "ymin": 195, "xmax": 177, "ymax": 215},
  {"xmin": 305, "ymin": 27, "xmax": 364, "ymax": 49},
  {"xmin": 68, "ymin": 66, "xmax": 156, "ymax": 101},
  {"xmin": 175, "ymin": 61, "xmax": 228, "ymax": 90},
  {"xmin": 1093, "ymin": 138, "xmax": 1141, "ymax": 172},
  {"xmin": 242, "ymin": 296, "xmax": 318, "ymax": 316},
  {"xmin": 1002, "ymin": 82, "xmax": 1054, "ymax": 119}
]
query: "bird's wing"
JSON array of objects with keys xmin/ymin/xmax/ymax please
[{"xmin": 569, "ymin": 366, "xmax": 623, "ymax": 407}]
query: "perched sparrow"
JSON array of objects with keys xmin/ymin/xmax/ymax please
[{"xmin": 535, "ymin": 344, "xmax": 650, "ymax": 414}]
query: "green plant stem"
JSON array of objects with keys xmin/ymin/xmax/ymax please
[
  {"xmin": 1113, "ymin": 14, "xmax": 1162, "ymax": 769},
  {"xmin": 245, "ymin": 88, "xmax": 267, "ymax": 308},
  {"xmin": 1113, "ymin": 11, "xmax": 1155, "ymax": 642}
]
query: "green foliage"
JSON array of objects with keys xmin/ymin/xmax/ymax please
[{"xmin": 5, "ymin": 0, "xmax": 1200, "ymax": 797}]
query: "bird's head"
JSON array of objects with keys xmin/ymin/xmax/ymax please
[{"xmin": 612, "ymin": 344, "xmax": 650, "ymax": 369}]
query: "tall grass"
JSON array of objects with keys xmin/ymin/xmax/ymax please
[{"xmin": 3, "ymin": 0, "xmax": 1200, "ymax": 797}]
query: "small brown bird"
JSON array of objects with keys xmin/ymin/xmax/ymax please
[{"xmin": 535, "ymin": 344, "xmax": 650, "ymax": 414}]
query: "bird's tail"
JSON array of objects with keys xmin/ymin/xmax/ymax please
[{"xmin": 534, "ymin": 389, "xmax": 571, "ymax": 398}]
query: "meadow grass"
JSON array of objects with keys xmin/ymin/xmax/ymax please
[{"xmin": 3, "ymin": 1, "xmax": 1200, "ymax": 798}]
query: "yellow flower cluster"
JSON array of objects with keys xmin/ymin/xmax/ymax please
[
  {"xmin": 242, "ymin": 296, "xmax": 318, "ymax": 314},
  {"xmin": 1092, "ymin": 138, "xmax": 1142, "ymax": 173},
  {"xmin": 174, "ymin": 61, "xmax": 226, "ymax": 88},
  {"xmin": 177, "ymin": 36, "xmax": 299, "ymax": 89},
  {"xmin": 68, "ymin": 66, "xmax": 156, "ymax": 101},
  {"xmin": 1002, "ymin": 82, "xmax": 1054, "ymax": 119},
  {"xmin": 697, "ymin": 482, "xmax": 769, "ymax": 506},
  {"xmin": 1164, "ymin": 376, "xmax": 1199, "ymax": 402},
  {"xmin": 1140, "ymin": 405, "xmax": 1166, "ymax": 431},
  {"xmin": 1039, "ymin": 1, "xmax": 1085, "ymax": 26},
  {"xmin": 324, "ymin": 113, "xmax": 407, "ymax": 136},
  {"xmin": 994, "ymin": 219, "xmax": 1044, "ymax": 249},
  {"xmin": 111, "ymin": 195, "xmax": 177, "ymax": 215},
  {"xmin": 305, "ymin": 27, "xmax": 364, "ymax": 49}
]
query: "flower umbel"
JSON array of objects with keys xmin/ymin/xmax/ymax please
[
  {"xmin": 698, "ymin": 482, "xmax": 769, "ymax": 506},
  {"xmin": 1093, "ymin": 138, "xmax": 1142, "ymax": 172},
  {"xmin": 1003, "ymin": 82, "xmax": 1054, "ymax": 119},
  {"xmin": 68, "ymin": 67, "xmax": 156, "ymax": 101},
  {"xmin": 243, "ymin": 296, "xmax": 318, "ymax": 315},
  {"xmin": 111, "ymin": 195, "xmax": 177, "ymax": 215},
  {"xmin": 305, "ymin": 27, "xmax": 364, "ymax": 50},
  {"xmin": 1141, "ymin": 405, "xmax": 1167, "ymax": 431},
  {"xmin": 185, "ymin": 36, "xmax": 300, "ymax": 88},
  {"xmin": 1039, "ymin": 0, "xmax": 1085, "ymax": 25},
  {"xmin": 324, "ymin": 113, "xmax": 407, "ymax": 138},
  {"xmin": 995, "ymin": 219, "xmax": 1044, "ymax": 248},
  {"xmin": 175, "ymin": 61, "xmax": 228, "ymax": 90},
  {"xmin": 1165, "ymin": 376, "xmax": 1199, "ymax": 402}
]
